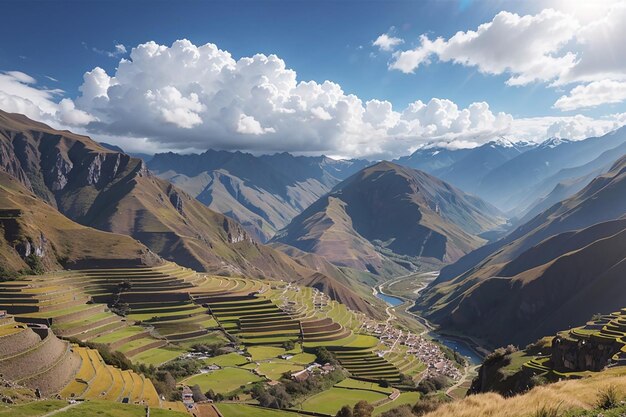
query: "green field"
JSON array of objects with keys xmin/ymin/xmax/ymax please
[
  {"xmin": 0, "ymin": 400, "xmax": 67, "ymax": 417},
  {"xmin": 0, "ymin": 401, "xmax": 188, "ymax": 417},
  {"xmin": 91, "ymin": 326, "xmax": 145, "ymax": 344},
  {"xmin": 217, "ymin": 403, "xmax": 307, "ymax": 417},
  {"xmin": 132, "ymin": 346, "xmax": 184, "ymax": 366},
  {"xmin": 183, "ymin": 368, "xmax": 263, "ymax": 394},
  {"xmin": 205, "ymin": 353, "xmax": 249, "ymax": 367},
  {"xmin": 373, "ymin": 392, "xmax": 421, "ymax": 415},
  {"xmin": 287, "ymin": 352, "xmax": 317, "ymax": 365},
  {"xmin": 335, "ymin": 378, "xmax": 394, "ymax": 394},
  {"xmin": 247, "ymin": 346, "xmax": 291, "ymax": 361},
  {"xmin": 297, "ymin": 387, "xmax": 387, "ymax": 415},
  {"xmin": 257, "ymin": 360, "xmax": 304, "ymax": 380}
]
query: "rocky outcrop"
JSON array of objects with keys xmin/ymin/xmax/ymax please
[{"xmin": 551, "ymin": 336, "xmax": 620, "ymax": 372}]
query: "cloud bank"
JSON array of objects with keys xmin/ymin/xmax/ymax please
[{"xmin": 0, "ymin": 37, "xmax": 624, "ymax": 158}]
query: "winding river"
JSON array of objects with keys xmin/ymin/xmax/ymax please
[{"xmin": 375, "ymin": 283, "xmax": 484, "ymax": 366}]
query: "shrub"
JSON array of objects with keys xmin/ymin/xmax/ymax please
[
  {"xmin": 532, "ymin": 404, "xmax": 561, "ymax": 417},
  {"xmin": 417, "ymin": 374, "xmax": 449, "ymax": 394},
  {"xmin": 0, "ymin": 265, "xmax": 20, "ymax": 281},
  {"xmin": 160, "ymin": 358, "xmax": 203, "ymax": 380},
  {"xmin": 191, "ymin": 384, "xmax": 207, "ymax": 402},
  {"xmin": 24, "ymin": 253, "xmax": 44, "ymax": 275},
  {"xmin": 353, "ymin": 401, "xmax": 374, "ymax": 417},
  {"xmin": 315, "ymin": 347, "xmax": 337, "ymax": 365},
  {"xmin": 412, "ymin": 395, "xmax": 449, "ymax": 416},
  {"xmin": 335, "ymin": 405, "xmax": 353, "ymax": 417},
  {"xmin": 597, "ymin": 385, "xmax": 620, "ymax": 409}
]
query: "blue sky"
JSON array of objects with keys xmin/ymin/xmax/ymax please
[{"xmin": 1, "ymin": 0, "xmax": 626, "ymax": 157}]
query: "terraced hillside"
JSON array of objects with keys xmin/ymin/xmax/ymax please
[
  {"xmin": 522, "ymin": 309, "xmax": 626, "ymax": 379},
  {"xmin": 0, "ymin": 263, "xmax": 225, "ymax": 365},
  {"xmin": 0, "ymin": 316, "xmax": 158, "ymax": 405},
  {"xmin": 0, "ymin": 263, "xmax": 435, "ymax": 416}
]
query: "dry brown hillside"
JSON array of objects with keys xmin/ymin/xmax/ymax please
[
  {"xmin": 0, "ymin": 170, "xmax": 159, "ymax": 272},
  {"xmin": 423, "ymin": 367, "xmax": 626, "ymax": 417},
  {"xmin": 273, "ymin": 161, "xmax": 505, "ymax": 275}
]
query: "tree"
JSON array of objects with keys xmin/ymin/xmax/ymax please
[
  {"xmin": 316, "ymin": 347, "xmax": 336, "ymax": 365},
  {"xmin": 353, "ymin": 400, "xmax": 374, "ymax": 417},
  {"xmin": 191, "ymin": 384, "xmax": 207, "ymax": 402},
  {"xmin": 282, "ymin": 340, "xmax": 295, "ymax": 350},
  {"xmin": 336, "ymin": 405, "xmax": 354, "ymax": 417}
]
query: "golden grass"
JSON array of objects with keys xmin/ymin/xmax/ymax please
[{"xmin": 424, "ymin": 368, "xmax": 626, "ymax": 417}]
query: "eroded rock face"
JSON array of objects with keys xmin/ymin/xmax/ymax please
[
  {"xmin": 0, "ymin": 141, "xmax": 31, "ymax": 190},
  {"xmin": 551, "ymin": 336, "xmax": 620, "ymax": 372},
  {"xmin": 222, "ymin": 218, "xmax": 251, "ymax": 244},
  {"xmin": 168, "ymin": 186, "xmax": 185, "ymax": 215},
  {"xmin": 49, "ymin": 151, "xmax": 73, "ymax": 191}
]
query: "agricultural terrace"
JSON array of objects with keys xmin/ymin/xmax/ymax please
[
  {"xmin": 0, "ymin": 263, "xmax": 430, "ymax": 415},
  {"xmin": 523, "ymin": 308, "xmax": 626, "ymax": 379}
]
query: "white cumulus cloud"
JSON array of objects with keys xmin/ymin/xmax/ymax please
[
  {"xmin": 0, "ymin": 39, "xmax": 624, "ymax": 158},
  {"xmin": 390, "ymin": 9, "xmax": 578, "ymax": 85},
  {"xmin": 373, "ymin": 33, "xmax": 404, "ymax": 52},
  {"xmin": 389, "ymin": 2, "xmax": 626, "ymax": 110},
  {"xmin": 0, "ymin": 71, "xmax": 93, "ymax": 126},
  {"xmin": 554, "ymin": 79, "xmax": 626, "ymax": 111}
]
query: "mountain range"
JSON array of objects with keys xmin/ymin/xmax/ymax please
[
  {"xmin": 416, "ymin": 153, "xmax": 626, "ymax": 347},
  {"xmin": 0, "ymin": 110, "xmax": 385, "ymax": 318},
  {"xmin": 147, "ymin": 151, "xmax": 370, "ymax": 242}
]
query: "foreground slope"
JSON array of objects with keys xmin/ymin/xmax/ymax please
[
  {"xmin": 273, "ymin": 161, "xmax": 505, "ymax": 274},
  {"xmin": 148, "ymin": 150, "xmax": 370, "ymax": 241},
  {"xmin": 418, "ymin": 154, "xmax": 626, "ymax": 346}
]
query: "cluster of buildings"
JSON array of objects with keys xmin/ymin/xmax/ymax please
[
  {"xmin": 364, "ymin": 320, "xmax": 463, "ymax": 382},
  {"xmin": 290, "ymin": 362, "xmax": 336, "ymax": 382}
]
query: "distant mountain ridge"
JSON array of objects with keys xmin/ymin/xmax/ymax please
[
  {"xmin": 394, "ymin": 132, "xmax": 626, "ymax": 221},
  {"xmin": 148, "ymin": 150, "xmax": 371, "ymax": 241},
  {"xmin": 272, "ymin": 161, "xmax": 506, "ymax": 275}
]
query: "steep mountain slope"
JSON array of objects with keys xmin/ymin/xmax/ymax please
[
  {"xmin": 477, "ymin": 129, "xmax": 626, "ymax": 211},
  {"xmin": 272, "ymin": 161, "xmax": 505, "ymax": 275},
  {"xmin": 394, "ymin": 139, "xmax": 534, "ymax": 194},
  {"xmin": 418, "ymin": 154, "xmax": 626, "ymax": 346},
  {"xmin": 0, "ymin": 170, "xmax": 159, "ymax": 273},
  {"xmin": 148, "ymin": 150, "xmax": 370, "ymax": 241},
  {"xmin": 0, "ymin": 110, "xmax": 388, "ymax": 317}
]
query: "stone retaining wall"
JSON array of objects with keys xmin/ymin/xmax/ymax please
[
  {"xmin": 22, "ymin": 346, "xmax": 81, "ymax": 395},
  {"xmin": 0, "ymin": 327, "xmax": 40, "ymax": 358},
  {"xmin": 551, "ymin": 336, "xmax": 621, "ymax": 371},
  {"xmin": 0, "ymin": 331, "xmax": 66, "ymax": 380}
]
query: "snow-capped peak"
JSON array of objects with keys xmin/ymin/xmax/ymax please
[
  {"xmin": 487, "ymin": 137, "xmax": 516, "ymax": 148},
  {"xmin": 540, "ymin": 137, "xmax": 571, "ymax": 149}
]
